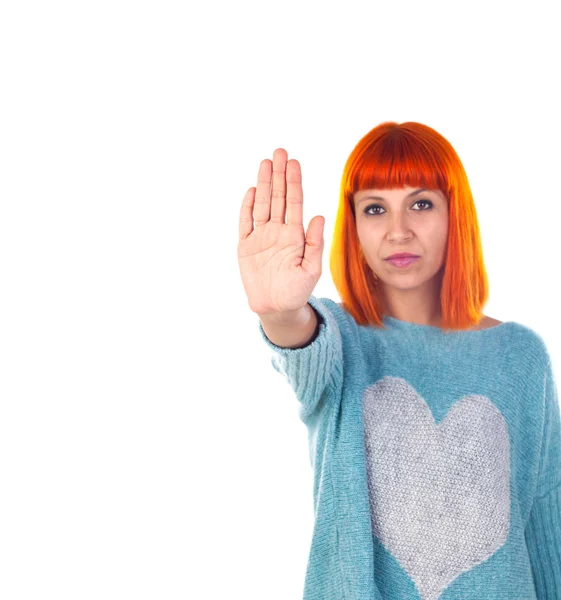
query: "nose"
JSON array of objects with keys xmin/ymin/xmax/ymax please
[{"xmin": 386, "ymin": 212, "xmax": 413, "ymax": 240}]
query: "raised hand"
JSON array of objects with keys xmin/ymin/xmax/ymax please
[{"xmin": 237, "ymin": 148, "xmax": 325, "ymax": 316}]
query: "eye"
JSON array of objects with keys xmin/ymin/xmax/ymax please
[{"xmin": 363, "ymin": 199, "xmax": 434, "ymax": 216}]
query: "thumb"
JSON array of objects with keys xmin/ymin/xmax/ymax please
[{"xmin": 303, "ymin": 215, "xmax": 325, "ymax": 272}]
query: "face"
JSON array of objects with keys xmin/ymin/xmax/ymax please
[{"xmin": 353, "ymin": 185, "xmax": 449, "ymax": 292}]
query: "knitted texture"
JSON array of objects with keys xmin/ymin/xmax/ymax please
[{"xmin": 258, "ymin": 295, "xmax": 561, "ymax": 600}]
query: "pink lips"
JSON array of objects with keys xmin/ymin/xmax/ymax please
[{"xmin": 386, "ymin": 256, "xmax": 420, "ymax": 268}]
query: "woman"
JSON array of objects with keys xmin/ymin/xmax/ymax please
[{"xmin": 237, "ymin": 122, "xmax": 560, "ymax": 600}]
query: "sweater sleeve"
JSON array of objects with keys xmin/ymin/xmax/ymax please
[
  {"xmin": 524, "ymin": 354, "xmax": 561, "ymax": 599},
  {"xmin": 257, "ymin": 295, "xmax": 343, "ymax": 424}
]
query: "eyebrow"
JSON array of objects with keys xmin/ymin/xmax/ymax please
[{"xmin": 355, "ymin": 188, "xmax": 432, "ymax": 205}]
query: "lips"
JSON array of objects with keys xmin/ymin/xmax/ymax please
[
  {"xmin": 386, "ymin": 256, "xmax": 420, "ymax": 268},
  {"xmin": 385, "ymin": 253, "xmax": 419, "ymax": 260}
]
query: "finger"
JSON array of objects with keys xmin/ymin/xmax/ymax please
[
  {"xmin": 253, "ymin": 159, "xmax": 272, "ymax": 227},
  {"xmin": 239, "ymin": 187, "xmax": 256, "ymax": 241},
  {"xmin": 270, "ymin": 148, "xmax": 288, "ymax": 224},
  {"xmin": 285, "ymin": 158, "xmax": 303, "ymax": 227}
]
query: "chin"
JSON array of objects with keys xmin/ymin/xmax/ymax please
[{"xmin": 383, "ymin": 281, "xmax": 427, "ymax": 291}]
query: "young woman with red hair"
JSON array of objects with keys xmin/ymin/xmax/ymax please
[{"xmin": 238, "ymin": 122, "xmax": 560, "ymax": 600}]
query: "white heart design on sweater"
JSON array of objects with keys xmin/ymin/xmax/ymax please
[{"xmin": 363, "ymin": 376, "xmax": 511, "ymax": 600}]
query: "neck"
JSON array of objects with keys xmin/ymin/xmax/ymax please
[{"xmin": 378, "ymin": 270, "xmax": 444, "ymax": 327}]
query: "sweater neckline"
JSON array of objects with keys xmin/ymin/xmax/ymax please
[{"xmin": 381, "ymin": 315, "xmax": 515, "ymax": 334}]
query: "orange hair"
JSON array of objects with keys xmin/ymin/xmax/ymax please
[{"xmin": 329, "ymin": 121, "xmax": 489, "ymax": 333}]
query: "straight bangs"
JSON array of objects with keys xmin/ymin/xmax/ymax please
[
  {"xmin": 346, "ymin": 125, "xmax": 451, "ymax": 215},
  {"xmin": 330, "ymin": 121, "xmax": 489, "ymax": 333}
]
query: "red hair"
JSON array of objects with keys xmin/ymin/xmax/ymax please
[{"xmin": 329, "ymin": 121, "xmax": 489, "ymax": 333}]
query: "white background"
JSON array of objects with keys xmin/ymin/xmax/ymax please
[{"xmin": 1, "ymin": 1, "xmax": 559, "ymax": 598}]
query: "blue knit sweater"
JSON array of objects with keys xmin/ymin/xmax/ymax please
[{"xmin": 258, "ymin": 295, "xmax": 561, "ymax": 600}]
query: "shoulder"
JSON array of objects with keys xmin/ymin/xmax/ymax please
[
  {"xmin": 481, "ymin": 315, "xmax": 545, "ymax": 349},
  {"xmin": 503, "ymin": 319, "xmax": 552, "ymax": 367}
]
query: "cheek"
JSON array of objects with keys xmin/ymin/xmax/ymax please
[
  {"xmin": 427, "ymin": 218, "xmax": 448, "ymax": 244},
  {"xmin": 434, "ymin": 232, "xmax": 449, "ymax": 256},
  {"xmin": 356, "ymin": 221, "xmax": 373, "ymax": 243},
  {"xmin": 358, "ymin": 226, "xmax": 381, "ymax": 249}
]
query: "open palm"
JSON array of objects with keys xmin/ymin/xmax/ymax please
[{"xmin": 237, "ymin": 148, "xmax": 325, "ymax": 316}]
